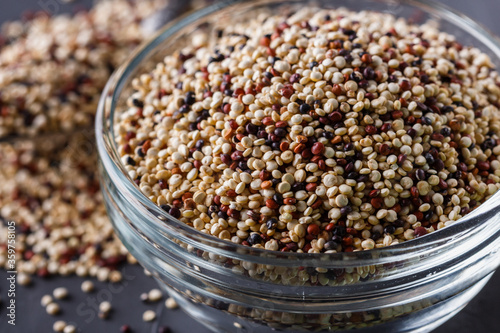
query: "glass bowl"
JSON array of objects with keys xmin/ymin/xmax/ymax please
[{"xmin": 96, "ymin": 0, "xmax": 500, "ymax": 332}]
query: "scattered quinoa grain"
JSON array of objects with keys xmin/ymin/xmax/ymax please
[
  {"xmin": 143, "ymin": 310, "xmax": 157, "ymax": 322},
  {"xmin": 99, "ymin": 301, "xmax": 112, "ymax": 313},
  {"xmin": 81, "ymin": 281, "xmax": 94, "ymax": 293},
  {"xmin": 17, "ymin": 272, "xmax": 31, "ymax": 286},
  {"xmin": 53, "ymin": 320, "xmax": 66, "ymax": 332},
  {"xmin": 53, "ymin": 287, "xmax": 69, "ymax": 300},
  {"xmin": 165, "ymin": 297, "xmax": 178, "ymax": 309},
  {"xmin": 158, "ymin": 326, "xmax": 171, "ymax": 333},
  {"xmin": 120, "ymin": 325, "xmax": 132, "ymax": 333},
  {"xmin": 46, "ymin": 302, "xmax": 60, "ymax": 315},
  {"xmin": 63, "ymin": 325, "xmax": 76, "ymax": 333},
  {"xmin": 41, "ymin": 295, "xmax": 53, "ymax": 307},
  {"xmin": 148, "ymin": 289, "xmax": 163, "ymax": 302}
]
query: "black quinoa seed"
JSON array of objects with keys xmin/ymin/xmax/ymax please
[
  {"xmin": 132, "ymin": 98, "xmax": 144, "ymax": 108},
  {"xmin": 247, "ymin": 233, "xmax": 263, "ymax": 245}
]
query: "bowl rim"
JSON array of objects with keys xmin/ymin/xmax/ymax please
[{"xmin": 96, "ymin": 0, "xmax": 500, "ymax": 261}]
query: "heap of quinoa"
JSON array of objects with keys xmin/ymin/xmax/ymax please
[
  {"xmin": 0, "ymin": 0, "xmax": 167, "ymax": 138},
  {"xmin": 115, "ymin": 8, "xmax": 500, "ymax": 253},
  {"xmin": 0, "ymin": 132, "xmax": 133, "ymax": 280},
  {"xmin": 0, "ymin": 0, "xmax": 169, "ymax": 279}
]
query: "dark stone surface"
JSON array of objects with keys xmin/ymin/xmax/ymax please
[
  {"xmin": 0, "ymin": 265, "xmax": 207, "ymax": 332},
  {"xmin": 0, "ymin": 266, "xmax": 499, "ymax": 333},
  {"xmin": 0, "ymin": 1, "xmax": 499, "ymax": 332}
]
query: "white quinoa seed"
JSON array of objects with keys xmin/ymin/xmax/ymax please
[
  {"xmin": 99, "ymin": 301, "xmax": 112, "ymax": 313},
  {"xmin": 63, "ymin": 325, "xmax": 77, "ymax": 333},
  {"xmin": 81, "ymin": 281, "xmax": 94, "ymax": 293},
  {"xmin": 53, "ymin": 320, "xmax": 66, "ymax": 332},
  {"xmin": 142, "ymin": 310, "xmax": 157, "ymax": 322},
  {"xmin": 41, "ymin": 295, "xmax": 53, "ymax": 307},
  {"xmin": 165, "ymin": 297, "xmax": 179, "ymax": 310},
  {"xmin": 53, "ymin": 287, "xmax": 69, "ymax": 300},
  {"xmin": 46, "ymin": 302, "xmax": 60, "ymax": 315},
  {"xmin": 148, "ymin": 289, "xmax": 163, "ymax": 302},
  {"xmin": 17, "ymin": 273, "xmax": 31, "ymax": 286}
]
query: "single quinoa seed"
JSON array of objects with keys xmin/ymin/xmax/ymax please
[
  {"xmin": 41, "ymin": 295, "xmax": 53, "ymax": 307},
  {"xmin": 17, "ymin": 273, "xmax": 31, "ymax": 286},
  {"xmin": 148, "ymin": 289, "xmax": 163, "ymax": 302},
  {"xmin": 142, "ymin": 310, "xmax": 157, "ymax": 322},
  {"xmin": 53, "ymin": 320, "xmax": 66, "ymax": 332},
  {"xmin": 63, "ymin": 325, "xmax": 77, "ymax": 333},
  {"xmin": 120, "ymin": 325, "xmax": 132, "ymax": 333},
  {"xmin": 99, "ymin": 301, "xmax": 112, "ymax": 314},
  {"xmin": 81, "ymin": 281, "xmax": 95, "ymax": 293},
  {"xmin": 46, "ymin": 302, "xmax": 60, "ymax": 315},
  {"xmin": 165, "ymin": 297, "xmax": 179, "ymax": 310},
  {"xmin": 53, "ymin": 287, "xmax": 69, "ymax": 300},
  {"xmin": 158, "ymin": 326, "xmax": 172, "ymax": 333}
]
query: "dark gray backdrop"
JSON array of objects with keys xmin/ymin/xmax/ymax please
[{"xmin": 0, "ymin": 0, "xmax": 499, "ymax": 332}]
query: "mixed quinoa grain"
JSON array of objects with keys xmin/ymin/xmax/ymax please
[
  {"xmin": 0, "ymin": 132, "xmax": 132, "ymax": 279},
  {"xmin": 115, "ymin": 7, "xmax": 500, "ymax": 253},
  {"xmin": 0, "ymin": 0, "xmax": 195, "ymax": 280},
  {"xmin": 0, "ymin": 0, "xmax": 168, "ymax": 138}
]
